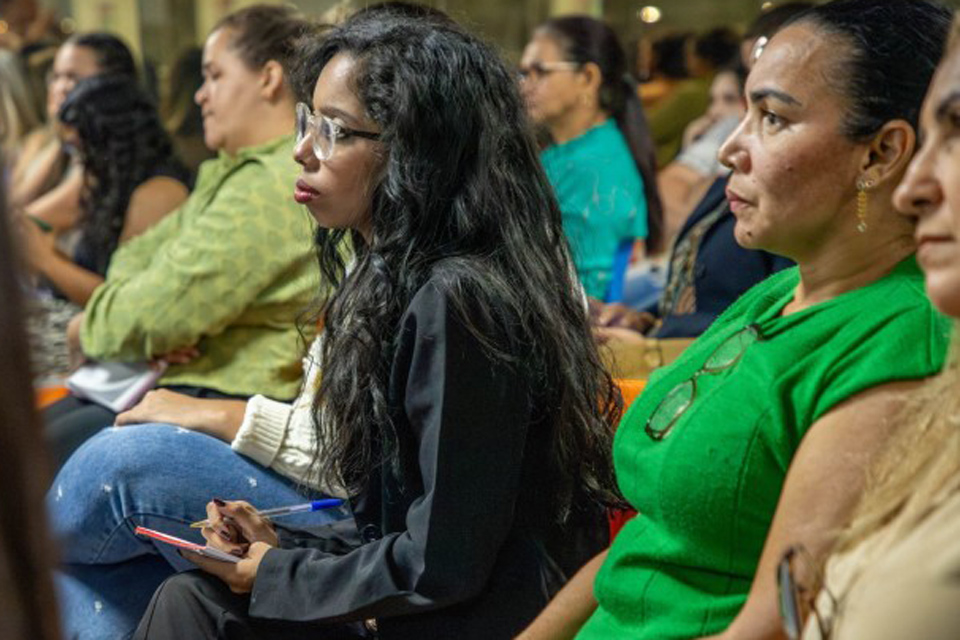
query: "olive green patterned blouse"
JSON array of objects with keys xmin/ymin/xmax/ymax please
[{"xmin": 80, "ymin": 134, "xmax": 321, "ymax": 400}]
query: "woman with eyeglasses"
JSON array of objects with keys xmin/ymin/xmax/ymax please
[
  {"xmin": 778, "ymin": 17, "xmax": 960, "ymax": 640},
  {"xmin": 520, "ymin": 16, "xmax": 662, "ymax": 300},
  {"xmin": 130, "ymin": 7, "xmax": 620, "ymax": 640},
  {"xmin": 520, "ymin": 2, "xmax": 953, "ymax": 639},
  {"xmin": 44, "ymin": 6, "xmax": 354, "ymax": 639}
]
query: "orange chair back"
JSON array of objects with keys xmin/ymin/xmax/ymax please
[
  {"xmin": 615, "ymin": 378, "xmax": 646, "ymax": 414},
  {"xmin": 609, "ymin": 378, "xmax": 646, "ymax": 540},
  {"xmin": 36, "ymin": 385, "xmax": 69, "ymax": 410}
]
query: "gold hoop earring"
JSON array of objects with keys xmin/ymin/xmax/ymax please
[{"xmin": 856, "ymin": 179, "xmax": 874, "ymax": 233}]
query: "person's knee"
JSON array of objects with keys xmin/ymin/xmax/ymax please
[{"xmin": 48, "ymin": 425, "xmax": 179, "ymax": 541}]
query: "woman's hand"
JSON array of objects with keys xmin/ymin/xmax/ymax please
[
  {"xmin": 115, "ymin": 390, "xmax": 248, "ymax": 442},
  {"xmin": 157, "ymin": 344, "xmax": 200, "ymax": 365},
  {"xmin": 203, "ymin": 499, "xmax": 279, "ymax": 548},
  {"xmin": 115, "ymin": 389, "xmax": 206, "ymax": 428},
  {"xmin": 595, "ymin": 302, "xmax": 657, "ymax": 334},
  {"xmin": 182, "ymin": 540, "xmax": 272, "ymax": 595},
  {"xmin": 183, "ymin": 499, "xmax": 279, "ymax": 594}
]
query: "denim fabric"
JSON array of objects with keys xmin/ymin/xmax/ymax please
[
  {"xmin": 621, "ymin": 261, "xmax": 667, "ymax": 311},
  {"xmin": 48, "ymin": 423, "xmax": 349, "ymax": 640}
]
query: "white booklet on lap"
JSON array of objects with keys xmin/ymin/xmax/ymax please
[{"xmin": 66, "ymin": 360, "xmax": 167, "ymax": 413}]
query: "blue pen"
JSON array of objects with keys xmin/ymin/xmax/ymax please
[{"xmin": 189, "ymin": 498, "xmax": 345, "ymax": 528}]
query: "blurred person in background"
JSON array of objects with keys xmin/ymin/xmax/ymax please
[
  {"xmin": 0, "ymin": 48, "xmax": 41, "ymax": 170},
  {"xmin": 42, "ymin": 5, "xmax": 322, "ymax": 469},
  {"xmin": 0, "ymin": 163, "xmax": 61, "ymax": 640},
  {"xmin": 639, "ymin": 32, "xmax": 692, "ymax": 109},
  {"xmin": 658, "ymin": 64, "xmax": 746, "ymax": 242},
  {"xmin": 0, "ymin": 0, "xmax": 63, "ymax": 51},
  {"xmin": 11, "ymin": 32, "xmax": 136, "ymax": 230},
  {"xmin": 24, "ymin": 74, "xmax": 189, "ymax": 305},
  {"xmin": 647, "ymin": 27, "xmax": 740, "ymax": 168},
  {"xmin": 22, "ymin": 74, "xmax": 189, "ymax": 383},
  {"xmin": 521, "ymin": 15, "xmax": 662, "ymax": 300}
]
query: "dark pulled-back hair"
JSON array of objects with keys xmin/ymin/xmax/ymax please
[
  {"xmin": 59, "ymin": 74, "xmax": 183, "ymax": 275},
  {"xmin": 744, "ymin": 2, "xmax": 815, "ymax": 41},
  {"xmin": 793, "ymin": 0, "xmax": 952, "ymax": 140},
  {"xmin": 538, "ymin": 16, "xmax": 664, "ymax": 252},
  {"xmin": 293, "ymin": 12, "xmax": 622, "ymax": 516},
  {"xmin": 67, "ymin": 32, "xmax": 137, "ymax": 78},
  {"xmin": 213, "ymin": 3, "xmax": 312, "ymax": 73}
]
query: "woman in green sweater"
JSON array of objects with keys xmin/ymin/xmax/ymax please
[
  {"xmin": 43, "ymin": 5, "xmax": 324, "ymax": 468},
  {"xmin": 520, "ymin": 1, "xmax": 953, "ymax": 639}
]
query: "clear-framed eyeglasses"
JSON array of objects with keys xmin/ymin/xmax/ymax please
[
  {"xmin": 516, "ymin": 60, "xmax": 581, "ymax": 83},
  {"xmin": 295, "ymin": 102, "xmax": 381, "ymax": 161}
]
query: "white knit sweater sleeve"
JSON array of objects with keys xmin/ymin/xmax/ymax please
[{"xmin": 231, "ymin": 338, "xmax": 345, "ymax": 497}]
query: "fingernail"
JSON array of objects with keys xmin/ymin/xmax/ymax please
[{"xmin": 213, "ymin": 498, "xmax": 226, "ymax": 506}]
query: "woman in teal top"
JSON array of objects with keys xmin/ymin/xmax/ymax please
[
  {"xmin": 520, "ymin": 16, "xmax": 662, "ymax": 300},
  {"xmin": 519, "ymin": 2, "xmax": 953, "ymax": 638}
]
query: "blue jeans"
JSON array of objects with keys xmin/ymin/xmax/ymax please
[
  {"xmin": 48, "ymin": 424, "xmax": 349, "ymax": 640},
  {"xmin": 621, "ymin": 260, "xmax": 666, "ymax": 311}
]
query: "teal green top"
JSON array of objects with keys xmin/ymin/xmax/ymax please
[
  {"xmin": 81, "ymin": 135, "xmax": 324, "ymax": 400},
  {"xmin": 541, "ymin": 119, "xmax": 647, "ymax": 299},
  {"xmin": 579, "ymin": 257, "xmax": 950, "ymax": 639}
]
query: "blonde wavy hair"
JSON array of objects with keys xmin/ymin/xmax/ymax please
[
  {"xmin": 836, "ymin": 15, "xmax": 960, "ymax": 552},
  {"xmin": 835, "ymin": 19, "xmax": 960, "ymax": 553},
  {"xmin": 836, "ymin": 325, "xmax": 960, "ymax": 553}
]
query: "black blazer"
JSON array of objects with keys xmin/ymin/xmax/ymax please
[{"xmin": 249, "ymin": 274, "xmax": 601, "ymax": 639}]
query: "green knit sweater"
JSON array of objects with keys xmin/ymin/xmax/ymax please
[
  {"xmin": 580, "ymin": 256, "xmax": 950, "ymax": 639},
  {"xmin": 81, "ymin": 135, "xmax": 322, "ymax": 400}
]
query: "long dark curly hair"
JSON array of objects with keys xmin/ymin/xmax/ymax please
[
  {"xmin": 58, "ymin": 74, "xmax": 183, "ymax": 275},
  {"xmin": 292, "ymin": 12, "xmax": 624, "ymax": 518}
]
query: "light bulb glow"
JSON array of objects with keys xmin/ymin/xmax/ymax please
[{"xmin": 639, "ymin": 6, "xmax": 662, "ymax": 24}]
